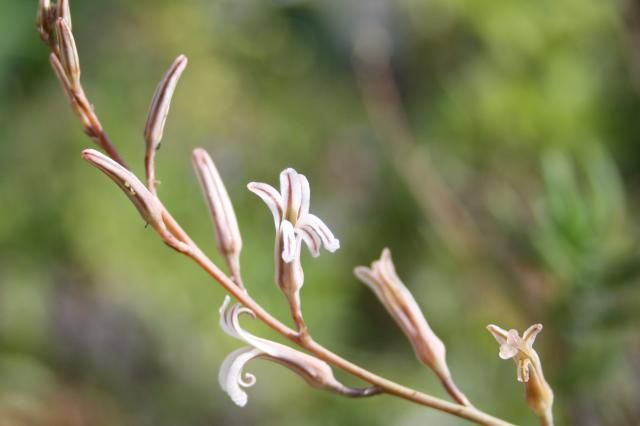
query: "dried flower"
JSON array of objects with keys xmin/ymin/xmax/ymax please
[
  {"xmin": 218, "ymin": 297, "xmax": 378, "ymax": 406},
  {"xmin": 355, "ymin": 248, "xmax": 470, "ymax": 406},
  {"xmin": 192, "ymin": 148, "xmax": 243, "ymax": 285},
  {"xmin": 248, "ymin": 168, "xmax": 339, "ymax": 262},
  {"xmin": 487, "ymin": 324, "xmax": 554, "ymax": 425}
]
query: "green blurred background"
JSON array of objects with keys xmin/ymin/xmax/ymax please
[{"xmin": 1, "ymin": 0, "xmax": 640, "ymax": 425}]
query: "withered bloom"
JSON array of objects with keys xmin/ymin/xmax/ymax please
[
  {"xmin": 218, "ymin": 297, "xmax": 378, "ymax": 406},
  {"xmin": 355, "ymin": 248, "xmax": 470, "ymax": 406},
  {"xmin": 192, "ymin": 148, "xmax": 243, "ymax": 285},
  {"xmin": 487, "ymin": 324, "xmax": 554, "ymax": 426}
]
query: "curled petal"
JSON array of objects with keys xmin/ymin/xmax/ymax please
[
  {"xmin": 219, "ymin": 347, "xmax": 261, "ymax": 407},
  {"xmin": 297, "ymin": 214, "xmax": 340, "ymax": 253},
  {"xmin": 280, "ymin": 168, "xmax": 302, "ymax": 222},
  {"xmin": 247, "ymin": 182, "xmax": 283, "ymax": 230}
]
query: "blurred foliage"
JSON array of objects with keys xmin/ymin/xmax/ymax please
[{"xmin": 1, "ymin": 0, "xmax": 640, "ymax": 425}]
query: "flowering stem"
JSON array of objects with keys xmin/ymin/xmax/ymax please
[{"xmin": 160, "ymin": 205, "xmax": 513, "ymax": 425}]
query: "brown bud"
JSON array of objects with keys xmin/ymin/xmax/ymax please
[
  {"xmin": 36, "ymin": 0, "xmax": 53, "ymax": 44},
  {"xmin": 55, "ymin": 18, "xmax": 80, "ymax": 87},
  {"xmin": 57, "ymin": 0, "xmax": 72, "ymax": 30}
]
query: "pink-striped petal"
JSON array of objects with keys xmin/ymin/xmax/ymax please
[
  {"xmin": 247, "ymin": 182, "xmax": 284, "ymax": 230},
  {"xmin": 298, "ymin": 214, "xmax": 340, "ymax": 253}
]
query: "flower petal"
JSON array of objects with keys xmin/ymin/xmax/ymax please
[
  {"xmin": 280, "ymin": 168, "xmax": 302, "ymax": 222},
  {"xmin": 486, "ymin": 324, "xmax": 509, "ymax": 345},
  {"xmin": 280, "ymin": 220, "xmax": 299, "ymax": 263},
  {"xmin": 299, "ymin": 173, "xmax": 310, "ymax": 218},
  {"xmin": 218, "ymin": 347, "xmax": 262, "ymax": 407},
  {"xmin": 499, "ymin": 343, "xmax": 519, "ymax": 360},
  {"xmin": 247, "ymin": 182, "xmax": 284, "ymax": 230},
  {"xmin": 297, "ymin": 225, "xmax": 321, "ymax": 257},
  {"xmin": 297, "ymin": 214, "xmax": 340, "ymax": 253},
  {"xmin": 523, "ymin": 323, "xmax": 543, "ymax": 349}
]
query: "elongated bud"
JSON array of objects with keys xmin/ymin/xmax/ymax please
[
  {"xmin": 55, "ymin": 18, "xmax": 80, "ymax": 87},
  {"xmin": 144, "ymin": 55, "xmax": 187, "ymax": 148},
  {"xmin": 144, "ymin": 55, "xmax": 187, "ymax": 184},
  {"xmin": 57, "ymin": 0, "xmax": 72, "ymax": 30},
  {"xmin": 275, "ymin": 221, "xmax": 306, "ymax": 331},
  {"xmin": 81, "ymin": 149, "xmax": 164, "ymax": 230},
  {"xmin": 218, "ymin": 298, "xmax": 379, "ymax": 406},
  {"xmin": 355, "ymin": 248, "xmax": 470, "ymax": 406},
  {"xmin": 36, "ymin": 0, "xmax": 53, "ymax": 44},
  {"xmin": 192, "ymin": 148, "xmax": 243, "ymax": 285},
  {"xmin": 487, "ymin": 324, "xmax": 554, "ymax": 425}
]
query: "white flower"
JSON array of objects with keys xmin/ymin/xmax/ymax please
[
  {"xmin": 248, "ymin": 168, "xmax": 339, "ymax": 263},
  {"xmin": 218, "ymin": 297, "xmax": 373, "ymax": 406}
]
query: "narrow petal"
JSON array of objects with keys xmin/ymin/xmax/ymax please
[
  {"xmin": 280, "ymin": 168, "xmax": 302, "ymax": 222},
  {"xmin": 297, "ymin": 226, "xmax": 321, "ymax": 257},
  {"xmin": 298, "ymin": 174, "xmax": 311, "ymax": 218},
  {"xmin": 247, "ymin": 182, "xmax": 284, "ymax": 230},
  {"xmin": 523, "ymin": 323, "xmax": 543, "ymax": 349},
  {"xmin": 280, "ymin": 220, "xmax": 299, "ymax": 263},
  {"xmin": 297, "ymin": 214, "xmax": 340, "ymax": 253},
  {"xmin": 218, "ymin": 347, "xmax": 261, "ymax": 407},
  {"xmin": 486, "ymin": 324, "xmax": 509, "ymax": 345}
]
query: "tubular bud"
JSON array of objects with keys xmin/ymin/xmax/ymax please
[
  {"xmin": 57, "ymin": 0, "xmax": 72, "ymax": 30},
  {"xmin": 144, "ymin": 55, "xmax": 187, "ymax": 155},
  {"xmin": 55, "ymin": 18, "xmax": 80, "ymax": 87},
  {"xmin": 81, "ymin": 149, "xmax": 164, "ymax": 230},
  {"xmin": 192, "ymin": 148, "xmax": 243, "ymax": 284}
]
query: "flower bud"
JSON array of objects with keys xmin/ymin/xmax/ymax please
[
  {"xmin": 355, "ymin": 248, "xmax": 470, "ymax": 406},
  {"xmin": 144, "ymin": 55, "xmax": 187, "ymax": 157},
  {"xmin": 81, "ymin": 149, "xmax": 164, "ymax": 230},
  {"xmin": 55, "ymin": 18, "xmax": 80, "ymax": 87},
  {"xmin": 192, "ymin": 148, "xmax": 243, "ymax": 284},
  {"xmin": 57, "ymin": 0, "xmax": 72, "ymax": 30},
  {"xmin": 36, "ymin": 0, "xmax": 54, "ymax": 44},
  {"xmin": 49, "ymin": 53, "xmax": 91, "ymax": 130}
]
